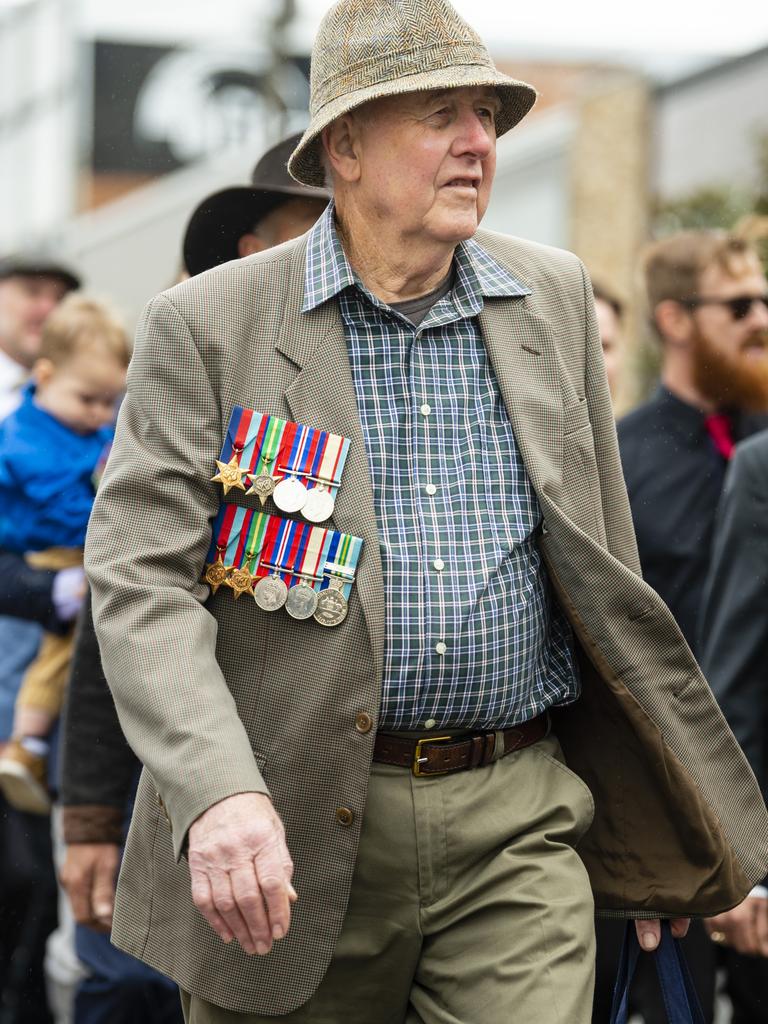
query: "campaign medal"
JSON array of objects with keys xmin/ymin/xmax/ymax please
[
  {"xmin": 253, "ymin": 515, "xmax": 294, "ymax": 611},
  {"xmin": 285, "ymin": 580, "xmax": 319, "ymax": 620},
  {"xmin": 226, "ymin": 566, "xmax": 255, "ymax": 599},
  {"xmin": 246, "ymin": 414, "xmax": 285, "ymax": 505},
  {"xmin": 313, "ymin": 531, "xmax": 362, "ymax": 627},
  {"xmin": 211, "ymin": 455, "xmax": 249, "ymax": 495},
  {"xmin": 302, "ymin": 483, "xmax": 335, "ymax": 523},
  {"xmin": 253, "ymin": 573, "xmax": 288, "ymax": 611},
  {"xmin": 204, "ymin": 551, "xmax": 230, "ymax": 594},
  {"xmin": 284, "ymin": 521, "xmax": 327, "ymax": 619},
  {"xmin": 273, "ymin": 424, "xmax": 311, "ymax": 512},
  {"xmin": 314, "ymin": 578, "xmax": 348, "ymax": 627},
  {"xmin": 301, "ymin": 431, "xmax": 350, "ymax": 523}
]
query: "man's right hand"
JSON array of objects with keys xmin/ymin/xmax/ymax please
[
  {"xmin": 188, "ymin": 792, "xmax": 297, "ymax": 956},
  {"xmin": 60, "ymin": 842, "xmax": 120, "ymax": 932}
]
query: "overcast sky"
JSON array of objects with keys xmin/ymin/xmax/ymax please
[{"xmin": 71, "ymin": 0, "xmax": 768, "ymax": 64}]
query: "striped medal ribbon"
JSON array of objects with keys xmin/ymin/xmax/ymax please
[
  {"xmin": 245, "ymin": 413, "xmax": 286, "ymax": 505},
  {"xmin": 253, "ymin": 515, "xmax": 294, "ymax": 611},
  {"xmin": 285, "ymin": 523, "xmax": 329, "ymax": 619},
  {"xmin": 302, "ymin": 432, "xmax": 350, "ymax": 523},
  {"xmin": 314, "ymin": 529, "xmax": 363, "ymax": 627},
  {"xmin": 273, "ymin": 423, "xmax": 312, "ymax": 513}
]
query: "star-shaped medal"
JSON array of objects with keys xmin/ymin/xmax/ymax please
[
  {"xmin": 211, "ymin": 456, "xmax": 249, "ymax": 495},
  {"xmin": 203, "ymin": 553, "xmax": 231, "ymax": 594},
  {"xmin": 226, "ymin": 566, "xmax": 255, "ymax": 599}
]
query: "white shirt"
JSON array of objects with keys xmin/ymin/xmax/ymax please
[{"xmin": 0, "ymin": 347, "xmax": 28, "ymax": 421}]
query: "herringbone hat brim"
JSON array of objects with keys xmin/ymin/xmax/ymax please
[{"xmin": 288, "ymin": 0, "xmax": 537, "ymax": 188}]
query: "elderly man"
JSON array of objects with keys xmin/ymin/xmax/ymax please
[{"xmin": 85, "ymin": 2, "xmax": 768, "ymax": 1022}]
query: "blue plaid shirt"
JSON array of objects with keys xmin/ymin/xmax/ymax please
[{"xmin": 303, "ymin": 204, "xmax": 579, "ymax": 731}]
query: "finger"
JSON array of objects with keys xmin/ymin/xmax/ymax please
[
  {"xmin": 62, "ymin": 862, "xmax": 95, "ymax": 926},
  {"xmin": 255, "ymin": 846, "xmax": 293, "ymax": 942},
  {"xmin": 755, "ymin": 901, "xmax": 768, "ymax": 958},
  {"xmin": 230, "ymin": 864, "xmax": 272, "ymax": 954},
  {"xmin": 208, "ymin": 868, "xmax": 256, "ymax": 955},
  {"xmin": 670, "ymin": 917, "xmax": 690, "ymax": 939},
  {"xmin": 91, "ymin": 855, "xmax": 117, "ymax": 926},
  {"xmin": 189, "ymin": 868, "xmax": 234, "ymax": 945},
  {"xmin": 635, "ymin": 919, "xmax": 661, "ymax": 951}
]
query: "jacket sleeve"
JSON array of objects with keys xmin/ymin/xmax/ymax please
[
  {"xmin": 0, "ymin": 548, "xmax": 63, "ymax": 632},
  {"xmin": 84, "ymin": 293, "xmax": 268, "ymax": 860},
  {"xmin": 59, "ymin": 593, "xmax": 137, "ymax": 844},
  {"xmin": 698, "ymin": 438, "xmax": 768, "ymax": 800},
  {"xmin": 579, "ymin": 262, "xmax": 642, "ymax": 575}
]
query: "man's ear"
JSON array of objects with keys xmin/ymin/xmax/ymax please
[
  {"xmin": 322, "ymin": 115, "xmax": 362, "ymax": 185},
  {"xmin": 654, "ymin": 300, "xmax": 694, "ymax": 348},
  {"xmin": 238, "ymin": 233, "xmax": 267, "ymax": 258}
]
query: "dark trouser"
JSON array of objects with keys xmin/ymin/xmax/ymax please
[
  {"xmin": 0, "ymin": 796, "xmax": 57, "ymax": 1024},
  {"xmin": 593, "ymin": 917, "xmax": 768, "ymax": 1023},
  {"xmin": 74, "ymin": 925, "xmax": 183, "ymax": 1024}
]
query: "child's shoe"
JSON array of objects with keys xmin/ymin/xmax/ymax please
[{"xmin": 0, "ymin": 737, "xmax": 51, "ymax": 814}]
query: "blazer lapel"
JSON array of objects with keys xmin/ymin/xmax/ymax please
[
  {"xmin": 275, "ymin": 262, "xmax": 385, "ymax": 681},
  {"xmin": 478, "ymin": 296, "xmax": 564, "ymax": 507}
]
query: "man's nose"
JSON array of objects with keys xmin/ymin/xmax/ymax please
[{"xmin": 453, "ymin": 110, "xmax": 493, "ymax": 158}]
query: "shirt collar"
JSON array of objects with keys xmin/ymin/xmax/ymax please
[{"xmin": 302, "ymin": 201, "xmax": 531, "ymax": 314}]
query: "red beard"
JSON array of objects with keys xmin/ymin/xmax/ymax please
[{"xmin": 691, "ymin": 327, "xmax": 768, "ymax": 412}]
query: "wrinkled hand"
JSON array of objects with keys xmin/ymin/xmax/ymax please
[
  {"xmin": 635, "ymin": 917, "xmax": 690, "ymax": 951},
  {"xmin": 705, "ymin": 896, "xmax": 768, "ymax": 956},
  {"xmin": 188, "ymin": 792, "xmax": 296, "ymax": 956},
  {"xmin": 60, "ymin": 842, "xmax": 120, "ymax": 932}
]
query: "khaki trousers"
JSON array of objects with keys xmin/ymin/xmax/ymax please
[{"xmin": 181, "ymin": 733, "xmax": 596, "ymax": 1024}]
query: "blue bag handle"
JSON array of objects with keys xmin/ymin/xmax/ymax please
[{"xmin": 608, "ymin": 921, "xmax": 706, "ymax": 1024}]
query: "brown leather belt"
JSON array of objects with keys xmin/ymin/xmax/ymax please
[{"xmin": 373, "ymin": 713, "xmax": 549, "ymax": 777}]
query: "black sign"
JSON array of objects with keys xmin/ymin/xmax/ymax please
[{"xmin": 92, "ymin": 41, "xmax": 310, "ymax": 174}]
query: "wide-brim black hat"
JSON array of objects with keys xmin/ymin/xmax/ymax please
[
  {"xmin": 0, "ymin": 252, "xmax": 81, "ymax": 292},
  {"xmin": 183, "ymin": 134, "xmax": 330, "ymax": 277}
]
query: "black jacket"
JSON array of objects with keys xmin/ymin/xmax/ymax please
[
  {"xmin": 699, "ymin": 430, "xmax": 768, "ymax": 803},
  {"xmin": 60, "ymin": 593, "xmax": 137, "ymax": 844}
]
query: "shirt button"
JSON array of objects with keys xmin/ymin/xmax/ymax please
[
  {"xmin": 336, "ymin": 807, "xmax": 354, "ymax": 827},
  {"xmin": 425, "ymin": 483, "xmax": 437, "ymax": 496},
  {"xmin": 354, "ymin": 712, "xmax": 373, "ymax": 734},
  {"xmin": 420, "ymin": 403, "xmax": 432, "ymax": 417},
  {"xmin": 433, "ymin": 558, "xmax": 445, "ymax": 571},
  {"xmin": 424, "ymin": 718, "xmax": 437, "ymax": 730},
  {"xmin": 435, "ymin": 641, "xmax": 447, "ymax": 655}
]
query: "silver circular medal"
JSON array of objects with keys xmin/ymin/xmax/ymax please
[
  {"xmin": 272, "ymin": 475, "xmax": 308, "ymax": 513},
  {"xmin": 314, "ymin": 587, "xmax": 349, "ymax": 627},
  {"xmin": 253, "ymin": 573, "xmax": 288, "ymax": 611},
  {"xmin": 302, "ymin": 485, "xmax": 336, "ymax": 523},
  {"xmin": 285, "ymin": 581, "xmax": 319, "ymax": 620}
]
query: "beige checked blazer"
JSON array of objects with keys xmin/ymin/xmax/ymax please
[{"xmin": 85, "ymin": 229, "xmax": 768, "ymax": 1015}]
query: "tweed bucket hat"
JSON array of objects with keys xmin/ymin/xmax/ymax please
[{"xmin": 288, "ymin": 0, "xmax": 537, "ymax": 187}]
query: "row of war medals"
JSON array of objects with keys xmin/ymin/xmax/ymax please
[
  {"xmin": 212, "ymin": 413, "xmax": 349, "ymax": 523},
  {"xmin": 206, "ymin": 542, "xmax": 354, "ymax": 628}
]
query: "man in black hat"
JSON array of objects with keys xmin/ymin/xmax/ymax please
[{"xmin": 182, "ymin": 134, "xmax": 329, "ymax": 277}]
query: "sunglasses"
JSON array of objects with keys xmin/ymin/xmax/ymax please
[{"xmin": 681, "ymin": 294, "xmax": 768, "ymax": 321}]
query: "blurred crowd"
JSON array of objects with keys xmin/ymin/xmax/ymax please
[{"xmin": 0, "ymin": 128, "xmax": 767, "ymax": 1024}]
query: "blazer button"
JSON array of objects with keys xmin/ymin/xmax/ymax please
[
  {"xmin": 355, "ymin": 712, "xmax": 373, "ymax": 734},
  {"xmin": 336, "ymin": 807, "xmax": 354, "ymax": 827}
]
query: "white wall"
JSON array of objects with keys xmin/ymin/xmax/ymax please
[
  {"xmin": 0, "ymin": 0, "xmax": 80, "ymax": 251},
  {"xmin": 655, "ymin": 49, "xmax": 768, "ymax": 198},
  {"xmin": 484, "ymin": 107, "xmax": 575, "ymax": 247}
]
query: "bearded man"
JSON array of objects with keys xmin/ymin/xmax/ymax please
[
  {"xmin": 84, "ymin": 3, "xmax": 768, "ymax": 1023},
  {"xmin": 606, "ymin": 231, "xmax": 768, "ymax": 1024}
]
